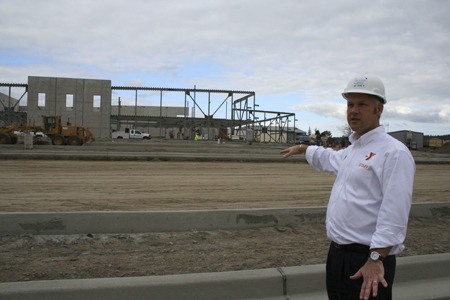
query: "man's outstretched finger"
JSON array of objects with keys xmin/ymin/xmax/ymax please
[
  {"xmin": 360, "ymin": 280, "xmax": 374, "ymax": 300},
  {"xmin": 371, "ymin": 280, "xmax": 379, "ymax": 298}
]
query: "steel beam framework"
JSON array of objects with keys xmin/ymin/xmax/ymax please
[
  {"xmin": 0, "ymin": 83, "xmax": 28, "ymax": 125},
  {"xmin": 111, "ymin": 86, "xmax": 297, "ymax": 142},
  {"xmin": 1, "ymin": 82, "xmax": 298, "ymax": 143}
]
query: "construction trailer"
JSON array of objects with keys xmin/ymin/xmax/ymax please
[{"xmin": 388, "ymin": 130, "xmax": 424, "ymax": 150}]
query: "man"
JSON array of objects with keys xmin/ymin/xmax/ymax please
[{"xmin": 280, "ymin": 74, "xmax": 415, "ymax": 300}]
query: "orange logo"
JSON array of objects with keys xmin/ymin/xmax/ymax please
[{"xmin": 365, "ymin": 152, "xmax": 376, "ymax": 160}]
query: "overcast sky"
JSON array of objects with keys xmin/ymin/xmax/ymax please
[{"xmin": 1, "ymin": 0, "xmax": 449, "ymax": 136}]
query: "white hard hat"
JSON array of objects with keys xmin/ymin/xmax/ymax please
[{"xmin": 342, "ymin": 74, "xmax": 386, "ymax": 104}]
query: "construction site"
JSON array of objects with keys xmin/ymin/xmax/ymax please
[
  {"xmin": 1, "ymin": 75, "xmax": 302, "ymax": 145},
  {"xmin": 1, "ymin": 76, "xmax": 449, "ymax": 299}
]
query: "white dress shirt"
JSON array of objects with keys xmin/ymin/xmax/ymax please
[{"xmin": 305, "ymin": 126, "xmax": 415, "ymax": 255}]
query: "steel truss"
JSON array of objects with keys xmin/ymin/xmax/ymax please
[
  {"xmin": 112, "ymin": 86, "xmax": 297, "ymax": 142},
  {"xmin": 111, "ymin": 86, "xmax": 257, "ymax": 139},
  {"xmin": 0, "ymin": 83, "xmax": 28, "ymax": 125},
  {"xmin": 1, "ymin": 83, "xmax": 298, "ymax": 143}
]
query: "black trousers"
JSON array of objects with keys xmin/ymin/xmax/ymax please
[{"xmin": 326, "ymin": 242, "xmax": 396, "ymax": 300}]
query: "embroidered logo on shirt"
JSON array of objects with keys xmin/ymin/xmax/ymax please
[
  {"xmin": 359, "ymin": 163, "xmax": 369, "ymax": 169},
  {"xmin": 365, "ymin": 152, "xmax": 376, "ymax": 161}
]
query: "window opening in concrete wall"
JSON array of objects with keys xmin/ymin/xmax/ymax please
[
  {"xmin": 66, "ymin": 94, "xmax": 73, "ymax": 111},
  {"xmin": 93, "ymin": 95, "xmax": 101, "ymax": 110},
  {"xmin": 38, "ymin": 93, "xmax": 46, "ymax": 108}
]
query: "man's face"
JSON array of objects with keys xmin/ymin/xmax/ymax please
[{"xmin": 346, "ymin": 93, "xmax": 383, "ymax": 137}]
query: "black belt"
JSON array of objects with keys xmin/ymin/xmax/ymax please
[{"xmin": 332, "ymin": 241, "xmax": 370, "ymax": 254}]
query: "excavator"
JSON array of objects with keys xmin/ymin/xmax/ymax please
[{"xmin": 0, "ymin": 115, "xmax": 95, "ymax": 145}]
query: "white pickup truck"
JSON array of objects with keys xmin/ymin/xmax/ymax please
[
  {"xmin": 13, "ymin": 130, "xmax": 47, "ymax": 138},
  {"xmin": 111, "ymin": 128, "xmax": 151, "ymax": 139}
]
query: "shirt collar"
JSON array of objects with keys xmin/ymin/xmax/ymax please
[{"xmin": 349, "ymin": 126, "xmax": 385, "ymax": 147}]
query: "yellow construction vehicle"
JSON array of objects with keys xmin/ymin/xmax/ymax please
[
  {"xmin": 0, "ymin": 115, "xmax": 95, "ymax": 145},
  {"xmin": 0, "ymin": 125, "xmax": 19, "ymax": 145}
]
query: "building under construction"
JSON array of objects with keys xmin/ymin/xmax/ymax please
[{"xmin": 1, "ymin": 76, "xmax": 301, "ymax": 143}]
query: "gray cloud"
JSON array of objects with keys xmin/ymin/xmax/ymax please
[{"xmin": 1, "ymin": 0, "xmax": 449, "ymax": 134}]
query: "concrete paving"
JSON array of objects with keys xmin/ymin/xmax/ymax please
[{"xmin": 1, "ymin": 253, "xmax": 449, "ymax": 300}]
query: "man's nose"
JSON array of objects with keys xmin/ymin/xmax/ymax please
[{"xmin": 348, "ymin": 106, "xmax": 359, "ymax": 113}]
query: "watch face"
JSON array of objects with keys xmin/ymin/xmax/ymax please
[{"xmin": 370, "ymin": 251, "xmax": 380, "ymax": 260}]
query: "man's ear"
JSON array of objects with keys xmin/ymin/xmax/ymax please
[{"xmin": 378, "ymin": 103, "xmax": 384, "ymax": 115}]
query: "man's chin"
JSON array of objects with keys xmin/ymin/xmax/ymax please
[{"xmin": 348, "ymin": 123, "xmax": 358, "ymax": 131}]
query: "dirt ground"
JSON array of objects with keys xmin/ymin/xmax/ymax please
[
  {"xmin": 1, "ymin": 161, "xmax": 449, "ymax": 212},
  {"xmin": 0, "ymin": 141, "xmax": 449, "ymax": 283}
]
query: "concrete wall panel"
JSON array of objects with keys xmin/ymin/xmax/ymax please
[{"xmin": 27, "ymin": 76, "xmax": 111, "ymax": 139}]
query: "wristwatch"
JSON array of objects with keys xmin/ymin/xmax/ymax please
[{"xmin": 370, "ymin": 251, "xmax": 385, "ymax": 262}]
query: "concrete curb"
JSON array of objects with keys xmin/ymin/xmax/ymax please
[
  {"xmin": 0, "ymin": 268, "xmax": 286, "ymax": 300},
  {"xmin": 0, "ymin": 202, "xmax": 448, "ymax": 235},
  {"xmin": 1, "ymin": 253, "xmax": 449, "ymax": 300},
  {"xmin": 1, "ymin": 147, "xmax": 450, "ymax": 164},
  {"xmin": 0, "ymin": 207, "xmax": 325, "ymax": 235}
]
